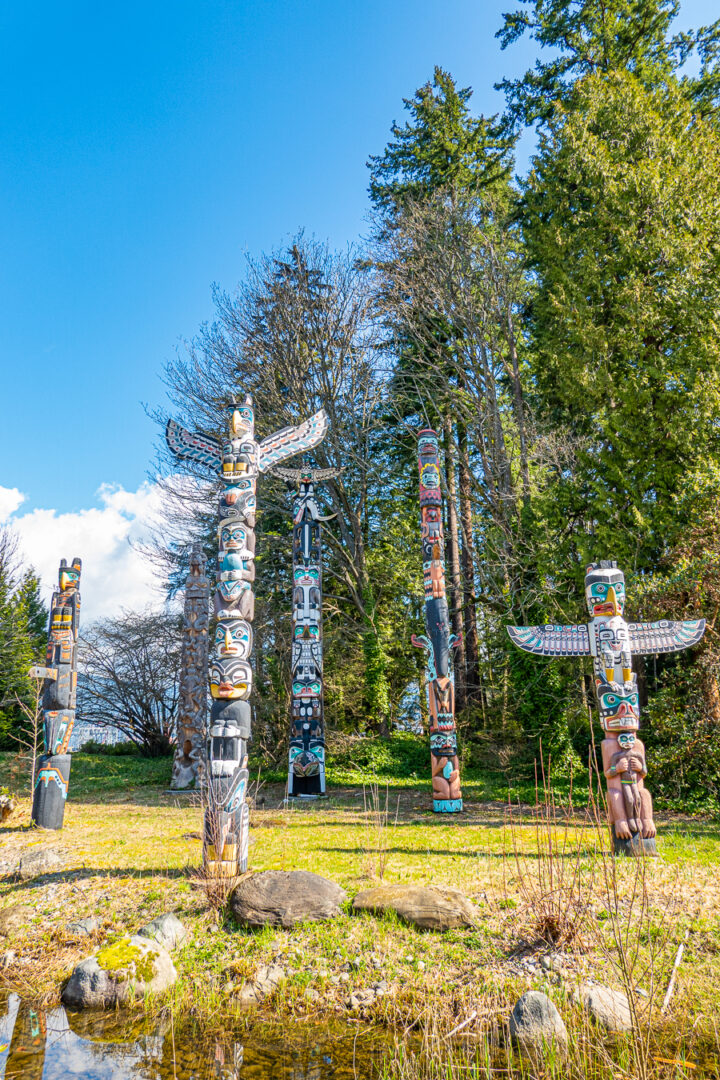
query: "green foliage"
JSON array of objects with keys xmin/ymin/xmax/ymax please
[
  {"xmin": 78, "ymin": 739, "xmax": 141, "ymax": 756},
  {"xmin": 523, "ymin": 71, "xmax": 720, "ymax": 570},
  {"xmin": 642, "ymin": 662, "xmax": 720, "ymax": 814},
  {"xmin": 328, "ymin": 732, "xmax": 430, "ymax": 780},
  {"xmin": 496, "ymin": 0, "xmax": 700, "ymax": 129},
  {"xmin": 0, "ymin": 535, "xmax": 48, "ymax": 749},
  {"xmin": 368, "ymin": 66, "xmax": 512, "ymax": 214}
]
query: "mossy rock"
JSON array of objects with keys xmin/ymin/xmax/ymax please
[{"xmin": 62, "ymin": 934, "xmax": 177, "ymax": 1009}]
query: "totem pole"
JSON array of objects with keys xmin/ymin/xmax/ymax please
[
  {"xmin": 30, "ymin": 557, "xmax": 82, "ymax": 830},
  {"xmin": 166, "ymin": 396, "xmax": 328, "ymax": 875},
  {"xmin": 5, "ymin": 1001, "xmax": 47, "ymax": 1080},
  {"xmin": 170, "ymin": 544, "xmax": 210, "ymax": 790},
  {"xmin": 507, "ymin": 561, "xmax": 705, "ymax": 854},
  {"xmin": 271, "ymin": 465, "xmax": 340, "ymax": 798},
  {"xmin": 411, "ymin": 429, "xmax": 463, "ymax": 813}
]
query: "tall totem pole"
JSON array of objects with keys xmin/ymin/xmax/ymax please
[
  {"xmin": 271, "ymin": 465, "xmax": 340, "ymax": 798},
  {"xmin": 170, "ymin": 544, "xmax": 210, "ymax": 790},
  {"xmin": 166, "ymin": 396, "xmax": 328, "ymax": 875},
  {"xmin": 31, "ymin": 557, "xmax": 82, "ymax": 830},
  {"xmin": 507, "ymin": 561, "xmax": 705, "ymax": 854},
  {"xmin": 411, "ymin": 429, "xmax": 463, "ymax": 813}
]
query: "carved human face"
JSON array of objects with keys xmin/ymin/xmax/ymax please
[
  {"xmin": 209, "ymin": 658, "xmax": 252, "ymax": 700},
  {"xmin": 585, "ymin": 565, "xmax": 626, "ymax": 618},
  {"xmin": 219, "ymin": 521, "xmax": 250, "ymax": 551},
  {"xmin": 294, "ymin": 566, "xmax": 319, "ymax": 585},
  {"xmin": 292, "ymin": 679, "xmax": 322, "ymax": 698},
  {"xmin": 294, "ymin": 624, "xmax": 319, "ymax": 640},
  {"xmin": 213, "ymin": 619, "xmax": 253, "ymax": 659},
  {"xmin": 596, "ymin": 679, "xmax": 639, "ymax": 731}
]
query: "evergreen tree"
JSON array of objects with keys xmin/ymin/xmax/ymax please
[
  {"xmin": 523, "ymin": 71, "xmax": 720, "ymax": 571},
  {"xmin": 495, "ymin": 0, "xmax": 699, "ymax": 129},
  {"xmin": 368, "ymin": 66, "xmax": 512, "ymax": 216}
]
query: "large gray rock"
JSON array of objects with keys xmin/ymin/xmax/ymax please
[
  {"xmin": 0, "ymin": 904, "xmax": 34, "ymax": 936},
  {"xmin": 579, "ymin": 984, "xmax": 632, "ymax": 1032},
  {"xmin": 62, "ymin": 934, "xmax": 177, "ymax": 1008},
  {"xmin": 509, "ymin": 991, "xmax": 568, "ymax": 1055},
  {"xmin": 137, "ymin": 912, "xmax": 187, "ymax": 952},
  {"xmin": 230, "ymin": 871, "xmax": 347, "ymax": 929},
  {"xmin": 18, "ymin": 847, "xmax": 65, "ymax": 880},
  {"xmin": 352, "ymin": 883, "xmax": 479, "ymax": 930}
]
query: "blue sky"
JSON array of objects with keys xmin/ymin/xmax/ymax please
[{"xmin": 0, "ymin": 0, "xmax": 716, "ymax": 611}]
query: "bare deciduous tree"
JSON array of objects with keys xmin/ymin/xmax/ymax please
[{"xmin": 77, "ymin": 611, "xmax": 181, "ymax": 756}]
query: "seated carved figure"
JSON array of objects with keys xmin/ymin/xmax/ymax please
[{"xmin": 602, "ymin": 730, "xmax": 655, "ymax": 840}]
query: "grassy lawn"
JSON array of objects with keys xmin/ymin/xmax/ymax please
[{"xmin": 0, "ymin": 749, "xmax": 719, "ymax": 1075}]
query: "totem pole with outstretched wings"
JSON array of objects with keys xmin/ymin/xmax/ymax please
[
  {"xmin": 166, "ymin": 395, "xmax": 328, "ymax": 876},
  {"xmin": 508, "ymin": 561, "xmax": 705, "ymax": 854}
]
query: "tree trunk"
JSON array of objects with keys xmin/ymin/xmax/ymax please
[
  {"xmin": 443, "ymin": 417, "xmax": 466, "ymax": 713},
  {"xmin": 457, "ymin": 421, "xmax": 481, "ymax": 703}
]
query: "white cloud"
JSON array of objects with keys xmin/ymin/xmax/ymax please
[
  {"xmin": 0, "ymin": 485, "xmax": 26, "ymax": 522},
  {"xmin": 2, "ymin": 481, "xmax": 172, "ymax": 623}
]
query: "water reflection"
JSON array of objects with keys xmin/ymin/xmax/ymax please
[{"xmin": 0, "ymin": 993, "xmax": 387, "ymax": 1079}]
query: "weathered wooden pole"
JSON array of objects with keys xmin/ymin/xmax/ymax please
[
  {"xmin": 170, "ymin": 544, "xmax": 210, "ymax": 790},
  {"xmin": 31, "ymin": 557, "xmax": 82, "ymax": 830},
  {"xmin": 412, "ymin": 429, "xmax": 463, "ymax": 813}
]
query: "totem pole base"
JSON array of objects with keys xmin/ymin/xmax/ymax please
[
  {"xmin": 288, "ymin": 772, "xmax": 325, "ymax": 799},
  {"xmin": 612, "ymin": 827, "xmax": 658, "ymax": 857},
  {"xmin": 433, "ymin": 798, "xmax": 463, "ymax": 813},
  {"xmin": 31, "ymin": 754, "xmax": 71, "ymax": 830}
]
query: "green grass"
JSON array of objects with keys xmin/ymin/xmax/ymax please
[{"xmin": 1, "ymin": 746, "xmax": 719, "ymax": 1077}]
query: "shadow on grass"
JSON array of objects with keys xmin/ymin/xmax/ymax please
[
  {"xmin": 318, "ymin": 844, "xmax": 600, "ymax": 859},
  {"xmin": 2, "ymin": 864, "xmax": 192, "ymax": 896}
]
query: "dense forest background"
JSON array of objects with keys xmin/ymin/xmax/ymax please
[
  {"xmin": 4, "ymin": 0, "xmax": 720, "ymax": 809},
  {"xmin": 149, "ymin": 0, "xmax": 720, "ymax": 807}
]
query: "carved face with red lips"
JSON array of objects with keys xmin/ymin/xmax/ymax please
[
  {"xmin": 209, "ymin": 658, "xmax": 252, "ymax": 700},
  {"xmin": 596, "ymin": 678, "xmax": 640, "ymax": 731}
]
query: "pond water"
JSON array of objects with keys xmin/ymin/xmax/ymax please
[{"xmin": 0, "ymin": 994, "xmax": 392, "ymax": 1080}]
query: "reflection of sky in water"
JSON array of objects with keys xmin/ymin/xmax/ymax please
[
  {"xmin": 0, "ymin": 995, "xmax": 146, "ymax": 1079},
  {"xmin": 0, "ymin": 993, "xmax": 387, "ymax": 1080}
]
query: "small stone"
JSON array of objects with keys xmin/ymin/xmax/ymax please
[
  {"xmin": 252, "ymin": 964, "xmax": 286, "ymax": 997},
  {"xmin": 0, "ymin": 905, "xmax": 34, "ymax": 936},
  {"xmin": 636, "ymin": 988, "xmax": 649, "ymax": 998},
  {"xmin": 339, "ymin": 972, "xmax": 350, "ymax": 983},
  {"xmin": 18, "ymin": 848, "xmax": 65, "ymax": 881},
  {"xmin": 304, "ymin": 988, "xmax": 320, "ymax": 1002},
  {"xmin": 137, "ymin": 913, "xmax": 188, "ymax": 952},
  {"xmin": 541, "ymin": 956, "xmax": 552, "ymax": 971},
  {"xmin": 2, "ymin": 950, "xmax": 16, "ymax": 966},
  {"xmin": 579, "ymin": 985, "xmax": 633, "ymax": 1032},
  {"xmin": 417, "ymin": 960, "xmax": 426, "ymax": 971},
  {"xmin": 235, "ymin": 982, "xmax": 259, "ymax": 1005},
  {"xmin": 509, "ymin": 991, "xmax": 568, "ymax": 1055},
  {"xmin": 349, "ymin": 988, "xmax": 376, "ymax": 1009},
  {"xmin": 67, "ymin": 917, "xmax": 100, "ymax": 936},
  {"xmin": 0, "ymin": 794, "xmax": 15, "ymax": 821}
]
